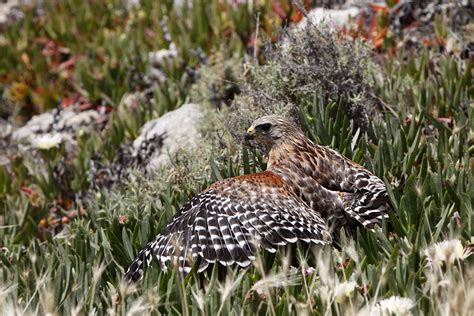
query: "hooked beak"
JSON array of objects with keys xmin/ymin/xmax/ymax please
[{"xmin": 244, "ymin": 126, "xmax": 255, "ymax": 141}]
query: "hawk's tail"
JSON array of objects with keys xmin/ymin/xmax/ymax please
[
  {"xmin": 341, "ymin": 190, "xmax": 391, "ymax": 228},
  {"xmin": 124, "ymin": 239, "xmax": 158, "ymax": 282}
]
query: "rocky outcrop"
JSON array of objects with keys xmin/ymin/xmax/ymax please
[
  {"xmin": 11, "ymin": 107, "xmax": 103, "ymax": 146},
  {"xmin": 296, "ymin": 7, "xmax": 360, "ymax": 29},
  {"xmin": 133, "ymin": 103, "xmax": 204, "ymax": 173}
]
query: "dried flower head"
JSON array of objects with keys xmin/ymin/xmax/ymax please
[
  {"xmin": 334, "ymin": 280, "xmax": 357, "ymax": 303},
  {"xmin": 425, "ymin": 239, "xmax": 471, "ymax": 267},
  {"xmin": 372, "ymin": 296, "xmax": 415, "ymax": 315}
]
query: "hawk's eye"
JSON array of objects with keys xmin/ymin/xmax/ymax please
[{"xmin": 258, "ymin": 123, "xmax": 272, "ymax": 132}]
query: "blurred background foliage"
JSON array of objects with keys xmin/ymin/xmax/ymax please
[{"xmin": 0, "ymin": 0, "xmax": 473, "ymax": 314}]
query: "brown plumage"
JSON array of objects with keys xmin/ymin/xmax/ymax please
[
  {"xmin": 124, "ymin": 115, "xmax": 390, "ymax": 281},
  {"xmin": 247, "ymin": 115, "xmax": 390, "ymax": 229}
]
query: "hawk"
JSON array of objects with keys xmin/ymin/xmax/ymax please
[{"xmin": 124, "ymin": 115, "xmax": 390, "ymax": 281}]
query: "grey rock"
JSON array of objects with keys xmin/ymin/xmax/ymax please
[
  {"xmin": 0, "ymin": 118, "xmax": 14, "ymax": 166},
  {"xmin": 0, "ymin": 0, "xmax": 40, "ymax": 30},
  {"xmin": 0, "ymin": 118, "xmax": 13, "ymax": 139},
  {"xmin": 133, "ymin": 103, "xmax": 204, "ymax": 173},
  {"xmin": 12, "ymin": 108, "xmax": 101, "ymax": 145},
  {"xmin": 296, "ymin": 7, "xmax": 360, "ymax": 29},
  {"xmin": 56, "ymin": 109, "xmax": 99, "ymax": 131},
  {"xmin": 11, "ymin": 111, "xmax": 56, "ymax": 142},
  {"xmin": 0, "ymin": 0, "xmax": 20, "ymax": 27}
]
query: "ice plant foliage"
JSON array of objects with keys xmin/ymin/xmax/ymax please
[{"xmin": 0, "ymin": 0, "xmax": 472, "ymax": 314}]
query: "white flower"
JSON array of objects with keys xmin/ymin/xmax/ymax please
[
  {"xmin": 425, "ymin": 239, "xmax": 469, "ymax": 267},
  {"xmin": 334, "ymin": 280, "xmax": 357, "ymax": 303},
  {"xmin": 32, "ymin": 133, "xmax": 63, "ymax": 150},
  {"xmin": 372, "ymin": 296, "xmax": 415, "ymax": 315}
]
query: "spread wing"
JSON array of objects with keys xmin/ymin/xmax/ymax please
[{"xmin": 124, "ymin": 171, "xmax": 331, "ymax": 282}]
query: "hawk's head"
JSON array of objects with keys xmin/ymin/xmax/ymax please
[{"xmin": 244, "ymin": 115, "xmax": 303, "ymax": 154}]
